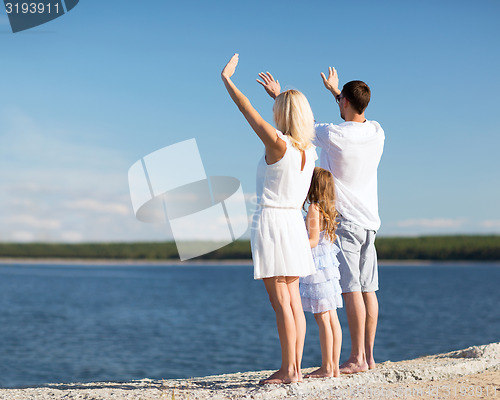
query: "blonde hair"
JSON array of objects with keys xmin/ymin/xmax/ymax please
[
  {"xmin": 273, "ymin": 89, "xmax": 315, "ymax": 151},
  {"xmin": 304, "ymin": 167, "xmax": 339, "ymax": 242}
]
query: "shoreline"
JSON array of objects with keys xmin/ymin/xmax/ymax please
[
  {"xmin": 1, "ymin": 342, "xmax": 498, "ymax": 399},
  {"xmin": 0, "ymin": 257, "xmax": 254, "ymax": 266},
  {"xmin": 1, "ymin": 257, "xmax": 499, "ymax": 266}
]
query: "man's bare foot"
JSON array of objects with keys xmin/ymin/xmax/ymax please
[
  {"xmin": 304, "ymin": 367, "xmax": 333, "ymax": 378},
  {"xmin": 258, "ymin": 369, "xmax": 299, "ymax": 385},
  {"xmin": 339, "ymin": 360, "xmax": 368, "ymax": 374}
]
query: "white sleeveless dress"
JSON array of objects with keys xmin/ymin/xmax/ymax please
[
  {"xmin": 251, "ymin": 130, "xmax": 318, "ymax": 280},
  {"xmin": 300, "ymin": 231, "xmax": 343, "ymax": 313}
]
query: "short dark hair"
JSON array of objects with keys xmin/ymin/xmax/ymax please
[{"xmin": 342, "ymin": 80, "xmax": 371, "ymax": 114}]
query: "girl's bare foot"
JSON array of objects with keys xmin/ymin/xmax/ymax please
[
  {"xmin": 304, "ymin": 367, "xmax": 333, "ymax": 378},
  {"xmin": 367, "ymin": 356, "xmax": 376, "ymax": 370},
  {"xmin": 259, "ymin": 369, "xmax": 299, "ymax": 385}
]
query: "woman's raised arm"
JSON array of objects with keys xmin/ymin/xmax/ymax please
[{"xmin": 221, "ymin": 54, "xmax": 285, "ymax": 162}]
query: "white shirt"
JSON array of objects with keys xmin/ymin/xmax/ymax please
[{"xmin": 314, "ymin": 121, "xmax": 385, "ymax": 231}]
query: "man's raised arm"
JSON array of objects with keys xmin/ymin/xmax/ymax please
[{"xmin": 256, "ymin": 72, "xmax": 281, "ymax": 99}]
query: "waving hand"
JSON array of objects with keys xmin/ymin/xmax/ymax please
[
  {"xmin": 320, "ymin": 66, "xmax": 340, "ymax": 96},
  {"xmin": 256, "ymin": 72, "xmax": 281, "ymax": 99}
]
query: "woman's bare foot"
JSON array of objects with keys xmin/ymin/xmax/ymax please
[
  {"xmin": 339, "ymin": 359, "xmax": 368, "ymax": 374},
  {"xmin": 367, "ymin": 355, "xmax": 376, "ymax": 370},
  {"xmin": 259, "ymin": 369, "xmax": 299, "ymax": 385},
  {"xmin": 304, "ymin": 367, "xmax": 333, "ymax": 378}
]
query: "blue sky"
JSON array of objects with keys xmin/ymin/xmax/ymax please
[{"xmin": 1, "ymin": 0, "xmax": 499, "ymax": 242}]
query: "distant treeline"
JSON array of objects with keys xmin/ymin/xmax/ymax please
[
  {"xmin": 375, "ymin": 235, "xmax": 500, "ymax": 261},
  {"xmin": 0, "ymin": 236, "xmax": 499, "ymax": 261}
]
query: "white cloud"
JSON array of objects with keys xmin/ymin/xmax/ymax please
[
  {"xmin": 64, "ymin": 199, "xmax": 130, "ymax": 216},
  {"xmin": 6, "ymin": 214, "xmax": 62, "ymax": 230},
  {"xmin": 0, "ymin": 108, "xmax": 139, "ymax": 242},
  {"xmin": 59, "ymin": 231, "xmax": 84, "ymax": 242},
  {"xmin": 0, "ymin": 108, "xmax": 256, "ymax": 243},
  {"xmin": 396, "ymin": 218, "xmax": 467, "ymax": 228},
  {"xmin": 379, "ymin": 217, "xmax": 500, "ymax": 236},
  {"xmin": 11, "ymin": 231, "xmax": 36, "ymax": 242},
  {"xmin": 480, "ymin": 220, "xmax": 500, "ymax": 228}
]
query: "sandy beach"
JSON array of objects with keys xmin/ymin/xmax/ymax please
[{"xmin": 1, "ymin": 342, "xmax": 498, "ymax": 400}]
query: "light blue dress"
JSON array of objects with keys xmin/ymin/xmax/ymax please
[{"xmin": 300, "ymin": 231, "xmax": 343, "ymax": 313}]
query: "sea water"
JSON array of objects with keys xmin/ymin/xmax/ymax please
[{"xmin": 0, "ymin": 262, "xmax": 499, "ymax": 388}]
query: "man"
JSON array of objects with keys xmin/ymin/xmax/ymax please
[{"xmin": 257, "ymin": 68, "xmax": 385, "ymax": 373}]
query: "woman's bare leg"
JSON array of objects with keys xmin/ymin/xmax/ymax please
[
  {"xmin": 287, "ymin": 277, "xmax": 306, "ymax": 381},
  {"xmin": 260, "ymin": 276, "xmax": 300, "ymax": 384}
]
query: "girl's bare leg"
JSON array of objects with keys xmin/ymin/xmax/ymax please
[
  {"xmin": 260, "ymin": 276, "xmax": 300, "ymax": 384},
  {"xmin": 305, "ymin": 311, "xmax": 334, "ymax": 378},
  {"xmin": 329, "ymin": 309, "xmax": 342, "ymax": 377},
  {"xmin": 287, "ymin": 277, "xmax": 306, "ymax": 381}
]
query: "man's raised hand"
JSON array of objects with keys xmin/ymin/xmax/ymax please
[
  {"xmin": 256, "ymin": 72, "xmax": 281, "ymax": 99},
  {"xmin": 320, "ymin": 66, "xmax": 340, "ymax": 96}
]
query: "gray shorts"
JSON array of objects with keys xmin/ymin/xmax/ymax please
[{"xmin": 335, "ymin": 216, "xmax": 379, "ymax": 293}]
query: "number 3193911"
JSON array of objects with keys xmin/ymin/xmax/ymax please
[{"xmin": 5, "ymin": 2, "xmax": 60, "ymax": 14}]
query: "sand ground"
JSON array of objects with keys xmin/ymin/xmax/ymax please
[{"xmin": 1, "ymin": 342, "xmax": 498, "ymax": 400}]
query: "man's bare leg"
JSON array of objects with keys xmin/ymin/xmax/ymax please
[
  {"xmin": 340, "ymin": 291, "xmax": 368, "ymax": 374},
  {"xmin": 363, "ymin": 291, "xmax": 378, "ymax": 369}
]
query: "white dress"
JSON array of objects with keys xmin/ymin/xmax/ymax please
[
  {"xmin": 251, "ymin": 130, "xmax": 317, "ymax": 280},
  {"xmin": 300, "ymin": 232, "xmax": 343, "ymax": 313}
]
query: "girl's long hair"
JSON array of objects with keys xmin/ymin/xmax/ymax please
[
  {"xmin": 304, "ymin": 167, "xmax": 338, "ymax": 242},
  {"xmin": 273, "ymin": 89, "xmax": 315, "ymax": 151}
]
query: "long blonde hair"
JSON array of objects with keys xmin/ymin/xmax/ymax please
[
  {"xmin": 273, "ymin": 89, "xmax": 315, "ymax": 151},
  {"xmin": 304, "ymin": 167, "xmax": 338, "ymax": 242}
]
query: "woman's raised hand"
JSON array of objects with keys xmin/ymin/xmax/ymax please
[
  {"xmin": 221, "ymin": 53, "xmax": 239, "ymax": 80},
  {"xmin": 256, "ymin": 72, "xmax": 281, "ymax": 99}
]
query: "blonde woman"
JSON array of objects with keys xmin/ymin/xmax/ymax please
[{"xmin": 221, "ymin": 54, "xmax": 317, "ymax": 384}]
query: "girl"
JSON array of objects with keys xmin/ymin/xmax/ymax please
[
  {"xmin": 221, "ymin": 54, "xmax": 317, "ymax": 384},
  {"xmin": 300, "ymin": 167, "xmax": 343, "ymax": 378}
]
